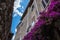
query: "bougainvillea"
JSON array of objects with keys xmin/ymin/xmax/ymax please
[{"xmin": 23, "ymin": 0, "xmax": 60, "ymax": 40}]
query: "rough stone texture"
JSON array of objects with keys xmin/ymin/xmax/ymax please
[{"xmin": 0, "ymin": 0, "xmax": 14, "ymax": 40}]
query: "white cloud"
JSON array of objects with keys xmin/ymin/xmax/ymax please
[
  {"xmin": 13, "ymin": 0, "xmax": 23, "ymax": 17},
  {"xmin": 13, "ymin": 13, "xmax": 18, "ymax": 17},
  {"xmin": 18, "ymin": 12, "xmax": 23, "ymax": 17},
  {"xmin": 13, "ymin": 0, "xmax": 22, "ymax": 11},
  {"xmin": 15, "ymin": 10, "xmax": 23, "ymax": 16}
]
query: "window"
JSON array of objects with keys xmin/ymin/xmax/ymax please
[
  {"xmin": 31, "ymin": 5, "xmax": 34, "ymax": 11},
  {"xmin": 27, "ymin": 21, "xmax": 35, "ymax": 32},
  {"xmin": 45, "ymin": 0, "xmax": 49, "ymax": 3},
  {"xmin": 42, "ymin": 0, "xmax": 46, "ymax": 8},
  {"xmin": 27, "ymin": 16, "xmax": 35, "ymax": 32},
  {"xmin": 42, "ymin": 0, "xmax": 49, "ymax": 8},
  {"xmin": 27, "ymin": 25, "xmax": 31, "ymax": 32}
]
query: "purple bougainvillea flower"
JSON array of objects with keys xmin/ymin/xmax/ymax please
[
  {"xmin": 23, "ymin": 0, "xmax": 60, "ymax": 40},
  {"xmin": 50, "ymin": 0, "xmax": 60, "ymax": 2},
  {"xmin": 48, "ymin": 1, "xmax": 60, "ymax": 13},
  {"xmin": 31, "ymin": 20, "xmax": 46, "ymax": 32},
  {"xmin": 23, "ymin": 32, "xmax": 33, "ymax": 40},
  {"xmin": 49, "ymin": 11, "xmax": 58, "ymax": 18}
]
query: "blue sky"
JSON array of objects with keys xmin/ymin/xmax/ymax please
[{"xmin": 11, "ymin": 0, "xmax": 29, "ymax": 34}]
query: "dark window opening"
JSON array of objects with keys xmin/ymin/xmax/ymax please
[
  {"xmin": 27, "ymin": 25, "xmax": 31, "ymax": 32},
  {"xmin": 31, "ymin": 5, "xmax": 34, "ymax": 11},
  {"xmin": 42, "ymin": 0, "xmax": 46, "ymax": 8},
  {"xmin": 45, "ymin": 0, "xmax": 49, "ymax": 3}
]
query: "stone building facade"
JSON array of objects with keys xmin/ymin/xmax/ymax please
[
  {"xmin": 14, "ymin": 0, "xmax": 50, "ymax": 40},
  {"xmin": 0, "ymin": 0, "xmax": 14, "ymax": 40}
]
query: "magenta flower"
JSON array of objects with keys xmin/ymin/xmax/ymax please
[{"xmin": 23, "ymin": 0, "xmax": 60, "ymax": 40}]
